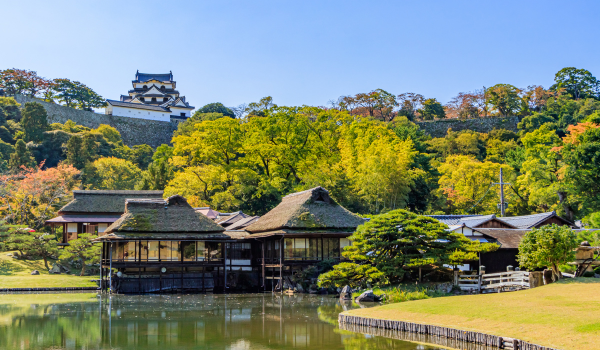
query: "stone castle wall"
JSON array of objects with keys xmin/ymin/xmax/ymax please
[
  {"xmin": 416, "ymin": 116, "xmax": 520, "ymax": 138},
  {"xmin": 14, "ymin": 95, "xmax": 176, "ymax": 148}
]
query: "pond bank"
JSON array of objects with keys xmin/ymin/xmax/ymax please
[
  {"xmin": 341, "ymin": 278, "xmax": 600, "ymax": 350},
  {"xmin": 339, "ymin": 314, "xmax": 557, "ymax": 350}
]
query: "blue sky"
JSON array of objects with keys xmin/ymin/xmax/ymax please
[{"xmin": 1, "ymin": 1, "xmax": 599, "ymax": 109}]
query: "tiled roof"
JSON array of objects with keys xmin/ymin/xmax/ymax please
[
  {"xmin": 498, "ymin": 211, "xmax": 572, "ymax": 229},
  {"xmin": 425, "ymin": 215, "xmax": 482, "ymax": 226},
  {"xmin": 107, "ymin": 99, "xmax": 171, "ymax": 112},
  {"xmin": 134, "ymin": 72, "xmax": 173, "ymax": 83},
  {"xmin": 226, "ymin": 216, "xmax": 259, "ymax": 230}
]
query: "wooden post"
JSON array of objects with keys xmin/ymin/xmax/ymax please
[
  {"xmin": 261, "ymin": 240, "xmax": 265, "ymax": 291},
  {"xmin": 109, "ymin": 242, "xmax": 113, "ymax": 293},
  {"xmin": 478, "ymin": 274, "xmax": 482, "ymax": 293},
  {"xmin": 453, "ymin": 270, "xmax": 459, "ymax": 286},
  {"xmin": 223, "ymin": 243, "xmax": 227, "ymax": 291},
  {"xmin": 418, "ymin": 267, "xmax": 422, "ymax": 283}
]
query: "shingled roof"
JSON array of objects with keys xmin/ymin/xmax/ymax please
[
  {"xmin": 59, "ymin": 190, "xmax": 164, "ymax": 214},
  {"xmin": 100, "ymin": 195, "xmax": 225, "ymax": 239},
  {"xmin": 499, "ymin": 211, "xmax": 573, "ymax": 229},
  {"xmin": 244, "ymin": 187, "xmax": 365, "ymax": 234},
  {"xmin": 475, "ymin": 229, "xmax": 529, "ymax": 249}
]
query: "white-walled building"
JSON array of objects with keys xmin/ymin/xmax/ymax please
[{"xmin": 105, "ymin": 71, "xmax": 194, "ymax": 123}]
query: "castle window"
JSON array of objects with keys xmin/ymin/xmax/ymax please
[
  {"xmin": 151, "ymin": 97, "xmax": 157, "ymax": 102},
  {"xmin": 143, "ymin": 85, "xmax": 147, "ymax": 89},
  {"xmin": 180, "ymin": 113, "xmax": 185, "ymax": 117},
  {"xmin": 140, "ymin": 97, "xmax": 145, "ymax": 102},
  {"xmin": 161, "ymin": 86, "xmax": 165, "ymax": 92},
  {"xmin": 163, "ymin": 98, "xmax": 168, "ymax": 102}
]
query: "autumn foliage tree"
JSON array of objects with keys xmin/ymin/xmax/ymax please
[{"xmin": 0, "ymin": 163, "xmax": 80, "ymax": 229}]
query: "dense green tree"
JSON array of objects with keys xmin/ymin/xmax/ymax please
[
  {"xmin": 58, "ymin": 233, "xmax": 100, "ymax": 276},
  {"xmin": 0, "ymin": 97, "xmax": 21, "ymax": 121},
  {"xmin": 23, "ymin": 231, "xmax": 59, "ymax": 270},
  {"xmin": 135, "ymin": 159, "xmax": 174, "ymax": 190},
  {"xmin": 6, "ymin": 229, "xmax": 33, "ymax": 257},
  {"xmin": 342, "ymin": 209, "xmax": 498, "ymax": 282},
  {"xmin": 130, "ymin": 144, "xmax": 154, "ymax": 169},
  {"xmin": 562, "ymin": 126, "xmax": 600, "ymax": 216},
  {"xmin": 65, "ymin": 135, "xmax": 97, "ymax": 169},
  {"xmin": 317, "ymin": 262, "xmax": 387, "ymax": 289},
  {"xmin": 0, "ymin": 140, "xmax": 14, "ymax": 161},
  {"xmin": 0, "ymin": 125, "xmax": 14, "ymax": 144},
  {"xmin": 551, "ymin": 67, "xmax": 599, "ymax": 100},
  {"xmin": 8, "ymin": 139, "xmax": 36, "ymax": 170},
  {"xmin": 195, "ymin": 102, "xmax": 235, "ymax": 118},
  {"xmin": 518, "ymin": 224, "xmax": 578, "ymax": 280},
  {"xmin": 419, "ymin": 98, "xmax": 445, "ymax": 120},
  {"xmin": 486, "ymin": 84, "xmax": 522, "ymax": 116},
  {"xmin": 20, "ymin": 102, "xmax": 48, "ymax": 142}
]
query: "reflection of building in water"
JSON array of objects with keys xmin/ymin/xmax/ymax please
[{"xmin": 97, "ymin": 295, "xmax": 347, "ymax": 349}]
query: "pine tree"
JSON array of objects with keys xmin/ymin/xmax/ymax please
[{"xmin": 8, "ymin": 139, "xmax": 36, "ymax": 170}]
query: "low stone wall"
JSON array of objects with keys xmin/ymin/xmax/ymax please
[
  {"xmin": 14, "ymin": 95, "xmax": 176, "ymax": 148},
  {"xmin": 338, "ymin": 314, "xmax": 559, "ymax": 350},
  {"xmin": 416, "ymin": 116, "xmax": 520, "ymax": 138}
]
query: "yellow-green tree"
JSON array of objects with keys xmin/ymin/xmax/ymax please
[
  {"xmin": 339, "ymin": 118, "xmax": 418, "ymax": 213},
  {"xmin": 438, "ymin": 155, "xmax": 512, "ymax": 213},
  {"xmin": 83, "ymin": 157, "xmax": 141, "ymax": 190}
]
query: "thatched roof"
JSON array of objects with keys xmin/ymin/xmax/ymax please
[
  {"xmin": 245, "ymin": 187, "xmax": 365, "ymax": 234},
  {"xmin": 59, "ymin": 190, "xmax": 164, "ymax": 214},
  {"xmin": 475, "ymin": 229, "xmax": 530, "ymax": 249},
  {"xmin": 103, "ymin": 195, "xmax": 225, "ymax": 236}
]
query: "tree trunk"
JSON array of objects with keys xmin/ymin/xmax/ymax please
[
  {"xmin": 557, "ymin": 191, "xmax": 574, "ymax": 222},
  {"xmin": 43, "ymin": 256, "xmax": 49, "ymax": 271},
  {"xmin": 80, "ymin": 259, "xmax": 86, "ymax": 276}
]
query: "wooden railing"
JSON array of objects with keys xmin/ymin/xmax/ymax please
[{"xmin": 454, "ymin": 271, "xmax": 530, "ymax": 292}]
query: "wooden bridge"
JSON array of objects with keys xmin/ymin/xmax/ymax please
[{"xmin": 454, "ymin": 271, "xmax": 530, "ymax": 292}]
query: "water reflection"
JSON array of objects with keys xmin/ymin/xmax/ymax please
[{"xmin": 0, "ymin": 293, "xmax": 455, "ymax": 350}]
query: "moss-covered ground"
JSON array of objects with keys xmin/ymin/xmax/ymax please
[
  {"xmin": 0, "ymin": 251, "xmax": 98, "ymax": 289},
  {"xmin": 343, "ymin": 278, "xmax": 600, "ymax": 350}
]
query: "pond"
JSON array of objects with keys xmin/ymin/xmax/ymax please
[{"xmin": 0, "ymin": 293, "xmax": 467, "ymax": 350}]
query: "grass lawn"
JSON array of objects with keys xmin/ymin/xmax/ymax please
[
  {"xmin": 0, "ymin": 251, "xmax": 98, "ymax": 289},
  {"xmin": 343, "ymin": 278, "xmax": 600, "ymax": 350}
]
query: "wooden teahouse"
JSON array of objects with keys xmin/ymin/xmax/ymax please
[
  {"xmin": 244, "ymin": 187, "xmax": 366, "ymax": 291},
  {"xmin": 97, "ymin": 195, "xmax": 231, "ymax": 293}
]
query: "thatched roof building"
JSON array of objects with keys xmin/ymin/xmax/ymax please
[
  {"xmin": 98, "ymin": 195, "xmax": 227, "ymax": 241},
  {"xmin": 245, "ymin": 187, "xmax": 365, "ymax": 237}
]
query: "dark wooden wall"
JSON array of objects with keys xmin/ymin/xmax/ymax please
[{"xmin": 480, "ymin": 249, "xmax": 519, "ymax": 273}]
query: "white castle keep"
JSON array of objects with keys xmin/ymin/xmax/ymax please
[{"xmin": 105, "ymin": 71, "xmax": 194, "ymax": 123}]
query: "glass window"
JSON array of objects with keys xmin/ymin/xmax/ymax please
[
  {"xmin": 125, "ymin": 241, "xmax": 137, "ymax": 261},
  {"xmin": 284, "ymin": 238, "xmax": 294, "ymax": 258},
  {"xmin": 327, "ymin": 238, "xmax": 340, "ymax": 258},
  {"xmin": 140, "ymin": 241, "xmax": 148, "ymax": 261},
  {"xmin": 196, "ymin": 242, "xmax": 205, "ymax": 261},
  {"xmin": 182, "ymin": 242, "xmax": 195, "ymax": 261},
  {"xmin": 171, "ymin": 241, "xmax": 180, "ymax": 261},
  {"xmin": 206, "ymin": 242, "xmax": 222, "ymax": 261},
  {"xmin": 148, "ymin": 241, "xmax": 159, "ymax": 261},
  {"xmin": 159, "ymin": 241, "xmax": 170, "ymax": 261},
  {"xmin": 309, "ymin": 238, "xmax": 319, "ymax": 259}
]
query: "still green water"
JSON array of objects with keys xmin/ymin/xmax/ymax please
[{"xmin": 0, "ymin": 293, "xmax": 456, "ymax": 350}]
